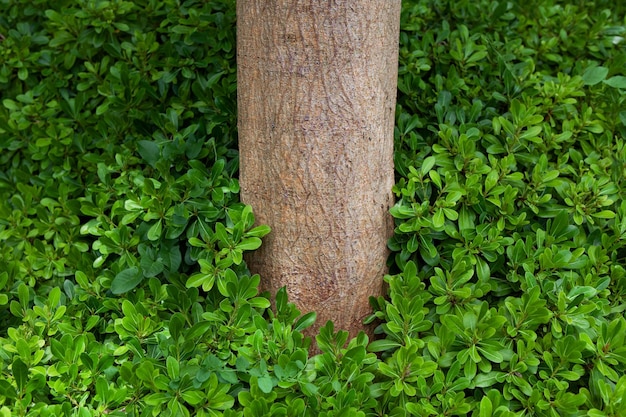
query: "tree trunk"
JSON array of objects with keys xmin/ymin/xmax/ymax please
[{"xmin": 237, "ymin": 1, "xmax": 400, "ymax": 341}]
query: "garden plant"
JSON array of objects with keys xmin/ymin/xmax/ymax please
[{"xmin": 0, "ymin": 0, "xmax": 625, "ymax": 416}]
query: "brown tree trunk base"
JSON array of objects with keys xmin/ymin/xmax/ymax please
[{"xmin": 237, "ymin": 0, "xmax": 400, "ymax": 348}]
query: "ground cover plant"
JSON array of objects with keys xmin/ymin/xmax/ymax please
[{"xmin": 0, "ymin": 0, "xmax": 625, "ymax": 416}]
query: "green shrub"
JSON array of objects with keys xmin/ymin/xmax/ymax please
[{"xmin": 0, "ymin": 0, "xmax": 625, "ymax": 416}]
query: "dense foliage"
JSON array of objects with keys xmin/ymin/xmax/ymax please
[{"xmin": 1, "ymin": 0, "xmax": 625, "ymax": 416}]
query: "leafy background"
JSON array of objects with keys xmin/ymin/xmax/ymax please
[{"xmin": 1, "ymin": 0, "xmax": 625, "ymax": 416}]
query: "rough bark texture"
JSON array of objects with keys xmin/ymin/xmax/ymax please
[{"xmin": 237, "ymin": 1, "xmax": 400, "ymax": 341}]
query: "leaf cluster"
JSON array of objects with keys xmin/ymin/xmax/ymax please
[
  {"xmin": 0, "ymin": 0, "xmax": 625, "ymax": 416},
  {"xmin": 372, "ymin": 0, "xmax": 626, "ymax": 415}
]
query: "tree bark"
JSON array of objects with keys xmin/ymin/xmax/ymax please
[{"xmin": 237, "ymin": 1, "xmax": 400, "ymax": 341}]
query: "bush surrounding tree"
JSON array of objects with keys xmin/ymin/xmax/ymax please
[{"xmin": 0, "ymin": 0, "xmax": 625, "ymax": 416}]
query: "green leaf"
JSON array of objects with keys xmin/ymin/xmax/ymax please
[
  {"xmin": 137, "ymin": 140, "xmax": 160, "ymax": 167},
  {"xmin": 96, "ymin": 101, "xmax": 110, "ymax": 115},
  {"xmin": 12, "ymin": 358, "xmax": 28, "ymax": 392},
  {"xmin": 141, "ymin": 255, "xmax": 164, "ymax": 278},
  {"xmin": 467, "ymin": 49, "xmax": 488, "ymax": 63},
  {"xmin": 2, "ymin": 99, "xmax": 18, "ymax": 111},
  {"xmin": 476, "ymin": 257, "xmax": 490, "ymax": 281},
  {"xmin": 294, "ymin": 312, "xmax": 316, "ymax": 331},
  {"xmin": 591, "ymin": 210, "xmax": 615, "ymax": 219},
  {"xmin": 474, "ymin": 371, "xmax": 504, "ymax": 388},
  {"xmin": 479, "ymin": 396, "xmax": 493, "ymax": 417},
  {"xmin": 168, "ymin": 313, "xmax": 185, "ymax": 341},
  {"xmin": 110, "ymin": 267, "xmax": 142, "ymax": 294},
  {"xmin": 368, "ymin": 339, "xmax": 402, "ymax": 352},
  {"xmin": 166, "ymin": 356, "xmax": 180, "ymax": 380},
  {"xmin": 187, "ymin": 322, "xmax": 213, "ymax": 340},
  {"xmin": 433, "ymin": 209, "xmax": 445, "ymax": 228},
  {"xmin": 429, "ymin": 170, "xmax": 442, "ymax": 188},
  {"xmin": 421, "ymin": 156, "xmax": 436, "ymax": 176},
  {"xmin": 582, "ymin": 66, "xmax": 608, "ymax": 85},
  {"xmin": 0, "ymin": 272, "xmax": 8, "ymax": 292},
  {"xmin": 246, "ymin": 224, "xmax": 271, "ymax": 237},
  {"xmin": 186, "ymin": 272, "xmax": 215, "ymax": 291},
  {"xmin": 136, "ymin": 361, "xmax": 155, "ymax": 383},
  {"xmin": 248, "ymin": 297, "xmax": 271, "ymax": 309},
  {"xmin": 485, "ymin": 170, "xmax": 499, "ymax": 192},
  {"xmin": 231, "ymin": 248, "xmax": 243, "ymax": 265},
  {"xmin": 519, "ymin": 125, "xmax": 542, "ymax": 140},
  {"xmin": 147, "ymin": 219, "xmax": 163, "ymax": 241},
  {"xmin": 603, "ymin": 75, "xmax": 626, "ymax": 89},
  {"xmin": 18, "ymin": 283, "xmax": 30, "ymax": 309},
  {"xmin": 443, "ymin": 207, "xmax": 458, "ymax": 220},
  {"xmin": 477, "ymin": 345, "xmax": 504, "ymax": 363},
  {"xmin": 75, "ymin": 271, "xmax": 90, "ymax": 289},
  {"xmin": 18, "ymin": 68, "xmax": 28, "ymax": 80},
  {"xmin": 237, "ymin": 237, "xmax": 262, "ymax": 251},
  {"xmin": 215, "ymin": 222, "xmax": 230, "ymax": 244},
  {"xmin": 181, "ymin": 390, "xmax": 205, "ymax": 406},
  {"xmin": 257, "ymin": 376, "xmax": 274, "ymax": 394},
  {"xmin": 0, "ymin": 380, "xmax": 17, "ymax": 400},
  {"xmin": 15, "ymin": 339, "xmax": 30, "ymax": 362},
  {"xmin": 160, "ymin": 241, "xmax": 182, "ymax": 271}
]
